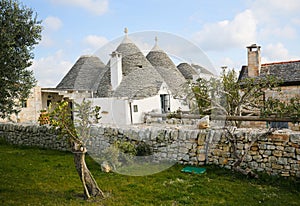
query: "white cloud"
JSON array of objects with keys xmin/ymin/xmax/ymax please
[
  {"xmin": 39, "ymin": 35, "xmax": 55, "ymax": 47},
  {"xmin": 43, "ymin": 16, "xmax": 63, "ymax": 31},
  {"xmin": 30, "ymin": 50, "xmax": 73, "ymax": 87},
  {"xmin": 292, "ymin": 18, "xmax": 300, "ymax": 26},
  {"xmin": 39, "ymin": 16, "xmax": 63, "ymax": 47},
  {"xmin": 249, "ymin": 0, "xmax": 300, "ymax": 41},
  {"xmin": 193, "ymin": 10, "xmax": 257, "ymax": 51},
  {"xmin": 259, "ymin": 25, "xmax": 297, "ymax": 40},
  {"xmin": 262, "ymin": 43, "xmax": 296, "ymax": 62},
  {"xmin": 251, "ymin": 0, "xmax": 300, "ymax": 15},
  {"xmin": 51, "ymin": 0, "xmax": 109, "ymax": 15},
  {"xmin": 82, "ymin": 35, "xmax": 109, "ymax": 53}
]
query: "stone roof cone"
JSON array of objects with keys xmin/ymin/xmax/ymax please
[
  {"xmin": 56, "ymin": 55, "xmax": 106, "ymax": 91},
  {"xmin": 146, "ymin": 37, "xmax": 187, "ymax": 96},
  {"xmin": 96, "ymin": 28, "xmax": 165, "ymax": 99}
]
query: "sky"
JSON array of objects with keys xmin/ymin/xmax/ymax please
[{"xmin": 22, "ymin": 0, "xmax": 300, "ymax": 87}]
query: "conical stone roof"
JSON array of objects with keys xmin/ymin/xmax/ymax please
[
  {"xmin": 96, "ymin": 34, "xmax": 165, "ymax": 99},
  {"xmin": 56, "ymin": 55, "xmax": 106, "ymax": 91},
  {"xmin": 146, "ymin": 39, "xmax": 187, "ymax": 96},
  {"xmin": 115, "ymin": 36, "xmax": 153, "ymax": 76},
  {"xmin": 177, "ymin": 63, "xmax": 198, "ymax": 80}
]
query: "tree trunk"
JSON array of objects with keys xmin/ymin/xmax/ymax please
[{"xmin": 73, "ymin": 147, "xmax": 105, "ymax": 199}]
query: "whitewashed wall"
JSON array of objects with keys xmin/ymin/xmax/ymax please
[
  {"xmin": 131, "ymin": 96, "xmax": 161, "ymax": 124},
  {"xmin": 90, "ymin": 97, "xmax": 131, "ymax": 125}
]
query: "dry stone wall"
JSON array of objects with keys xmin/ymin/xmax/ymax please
[
  {"xmin": 0, "ymin": 123, "xmax": 299, "ymax": 177},
  {"xmin": 0, "ymin": 123, "xmax": 69, "ymax": 151}
]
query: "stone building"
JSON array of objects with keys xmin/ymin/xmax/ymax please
[
  {"xmin": 5, "ymin": 29, "xmax": 214, "ymax": 124},
  {"xmin": 239, "ymin": 44, "xmax": 300, "ymax": 101},
  {"xmin": 238, "ymin": 44, "xmax": 300, "ymax": 129}
]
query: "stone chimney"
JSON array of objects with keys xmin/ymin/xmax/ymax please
[
  {"xmin": 247, "ymin": 44, "xmax": 261, "ymax": 77},
  {"xmin": 110, "ymin": 51, "xmax": 122, "ymax": 90}
]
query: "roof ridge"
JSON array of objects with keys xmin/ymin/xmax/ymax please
[{"xmin": 262, "ymin": 60, "xmax": 300, "ymax": 66}]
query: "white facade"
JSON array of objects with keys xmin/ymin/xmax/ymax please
[
  {"xmin": 87, "ymin": 82, "xmax": 189, "ymax": 125},
  {"xmin": 90, "ymin": 97, "xmax": 131, "ymax": 125}
]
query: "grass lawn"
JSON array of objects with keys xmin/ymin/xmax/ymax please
[{"xmin": 0, "ymin": 140, "xmax": 299, "ymax": 206}]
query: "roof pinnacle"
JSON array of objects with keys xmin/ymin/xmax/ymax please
[
  {"xmin": 121, "ymin": 27, "xmax": 132, "ymax": 43},
  {"xmin": 151, "ymin": 36, "xmax": 162, "ymax": 51}
]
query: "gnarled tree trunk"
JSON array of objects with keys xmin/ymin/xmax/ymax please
[{"xmin": 73, "ymin": 146, "xmax": 104, "ymax": 199}]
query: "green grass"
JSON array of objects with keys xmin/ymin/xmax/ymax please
[{"xmin": 0, "ymin": 140, "xmax": 299, "ymax": 206}]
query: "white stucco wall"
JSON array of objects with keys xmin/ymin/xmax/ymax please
[
  {"xmin": 131, "ymin": 96, "xmax": 161, "ymax": 124},
  {"xmin": 89, "ymin": 97, "xmax": 131, "ymax": 126}
]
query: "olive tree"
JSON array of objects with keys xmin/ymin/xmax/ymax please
[
  {"xmin": 50, "ymin": 100, "xmax": 105, "ymax": 199},
  {"xmin": 0, "ymin": 0, "xmax": 41, "ymax": 119}
]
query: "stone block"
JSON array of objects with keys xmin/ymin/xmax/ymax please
[
  {"xmin": 267, "ymin": 145, "xmax": 276, "ymax": 150},
  {"xmin": 290, "ymin": 133, "xmax": 300, "ymax": 144},
  {"xmin": 285, "ymin": 147, "xmax": 295, "ymax": 153},
  {"xmin": 277, "ymin": 157, "xmax": 288, "ymax": 165},
  {"xmin": 276, "ymin": 146, "xmax": 284, "ymax": 151},
  {"xmin": 264, "ymin": 150, "xmax": 272, "ymax": 155},
  {"xmin": 273, "ymin": 150, "xmax": 282, "ymax": 157},
  {"xmin": 249, "ymin": 161, "xmax": 258, "ymax": 169},
  {"xmin": 253, "ymin": 155, "xmax": 262, "ymax": 162},
  {"xmin": 269, "ymin": 133, "xmax": 289, "ymax": 142},
  {"xmin": 269, "ymin": 156, "xmax": 277, "ymax": 163},
  {"xmin": 258, "ymin": 143, "xmax": 267, "ymax": 150},
  {"xmin": 197, "ymin": 154, "xmax": 206, "ymax": 162},
  {"xmin": 281, "ymin": 172, "xmax": 290, "ymax": 177},
  {"xmin": 272, "ymin": 164, "xmax": 283, "ymax": 170},
  {"xmin": 251, "ymin": 146, "xmax": 258, "ymax": 151},
  {"xmin": 283, "ymin": 152, "xmax": 295, "ymax": 158},
  {"xmin": 182, "ymin": 154, "xmax": 189, "ymax": 161}
]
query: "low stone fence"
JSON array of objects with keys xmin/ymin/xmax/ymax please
[
  {"xmin": 0, "ymin": 123, "xmax": 69, "ymax": 151},
  {"xmin": 0, "ymin": 123, "xmax": 299, "ymax": 177}
]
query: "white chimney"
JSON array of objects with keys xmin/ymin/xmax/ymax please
[
  {"xmin": 110, "ymin": 51, "xmax": 122, "ymax": 90},
  {"xmin": 247, "ymin": 44, "xmax": 261, "ymax": 77}
]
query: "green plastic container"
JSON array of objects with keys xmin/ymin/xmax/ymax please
[{"xmin": 181, "ymin": 166, "xmax": 206, "ymax": 174}]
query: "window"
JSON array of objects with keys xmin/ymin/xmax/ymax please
[
  {"xmin": 160, "ymin": 94, "xmax": 170, "ymax": 113},
  {"xmin": 133, "ymin": 105, "xmax": 138, "ymax": 112},
  {"xmin": 47, "ymin": 100, "xmax": 52, "ymax": 107},
  {"xmin": 21, "ymin": 100, "xmax": 27, "ymax": 108}
]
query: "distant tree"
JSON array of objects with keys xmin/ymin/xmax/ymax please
[
  {"xmin": 0, "ymin": 0, "xmax": 42, "ymax": 119},
  {"xmin": 188, "ymin": 67, "xmax": 281, "ymax": 127},
  {"xmin": 50, "ymin": 100, "xmax": 105, "ymax": 200}
]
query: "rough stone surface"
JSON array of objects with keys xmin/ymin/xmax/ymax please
[{"xmin": 0, "ymin": 123, "xmax": 300, "ymax": 177}]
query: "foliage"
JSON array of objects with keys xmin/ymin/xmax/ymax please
[
  {"xmin": 101, "ymin": 140, "xmax": 137, "ymax": 169},
  {"xmin": 188, "ymin": 68, "xmax": 282, "ymax": 126},
  {"xmin": 136, "ymin": 141, "xmax": 153, "ymax": 156},
  {"xmin": 262, "ymin": 96, "xmax": 300, "ymax": 123},
  {"xmin": 93, "ymin": 106, "xmax": 102, "ymax": 123},
  {"xmin": 49, "ymin": 101, "xmax": 77, "ymax": 145},
  {"xmin": 1, "ymin": 143, "xmax": 300, "ymax": 206},
  {"xmin": 167, "ymin": 108, "xmax": 183, "ymax": 119},
  {"xmin": 0, "ymin": 0, "xmax": 42, "ymax": 118},
  {"xmin": 114, "ymin": 140, "xmax": 137, "ymax": 156},
  {"xmin": 49, "ymin": 100, "xmax": 101, "ymax": 147}
]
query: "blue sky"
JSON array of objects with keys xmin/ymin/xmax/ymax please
[{"xmin": 23, "ymin": 0, "xmax": 300, "ymax": 87}]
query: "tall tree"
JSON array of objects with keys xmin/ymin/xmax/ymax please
[{"xmin": 0, "ymin": 0, "xmax": 42, "ymax": 118}]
